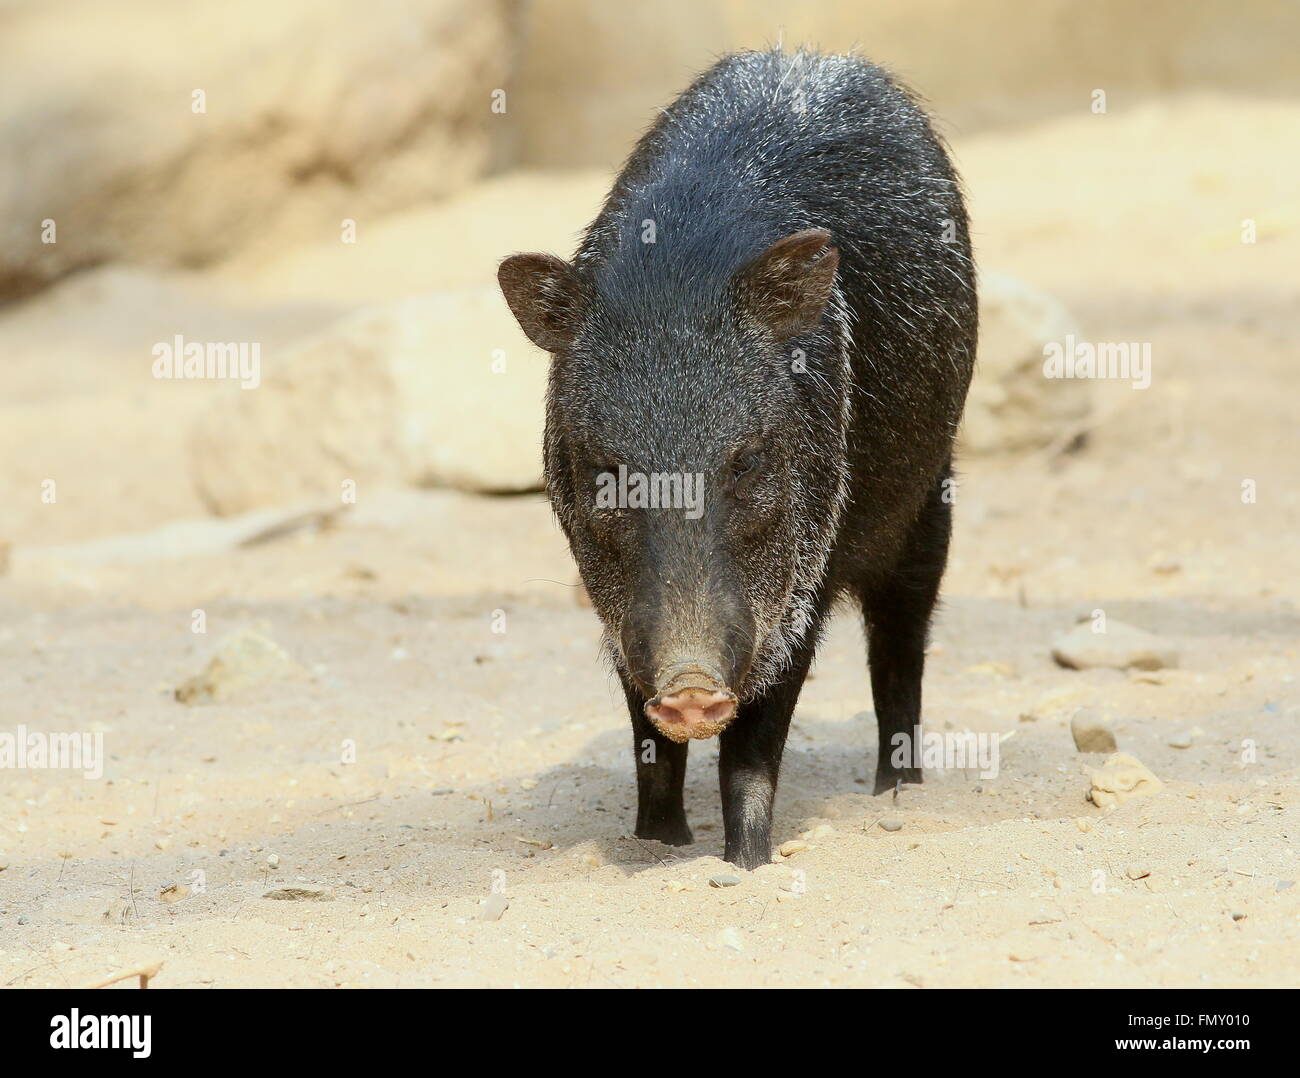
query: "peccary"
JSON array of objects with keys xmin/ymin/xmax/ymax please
[{"xmin": 498, "ymin": 49, "xmax": 977, "ymax": 870}]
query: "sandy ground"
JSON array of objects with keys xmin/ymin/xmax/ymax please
[{"xmin": 1, "ymin": 94, "xmax": 1297, "ymax": 988}]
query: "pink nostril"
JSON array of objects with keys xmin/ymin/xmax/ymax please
[{"xmin": 646, "ymin": 688, "xmax": 737, "ymax": 729}]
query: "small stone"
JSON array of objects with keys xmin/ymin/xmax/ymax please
[
  {"xmin": 262, "ymin": 887, "xmax": 334, "ymax": 901},
  {"xmin": 708, "ymin": 873, "xmax": 742, "ymax": 888},
  {"xmin": 1070, "ymin": 709, "xmax": 1118, "ymax": 753},
  {"xmin": 1126, "ymin": 864, "xmax": 1151, "ymax": 880},
  {"xmin": 1052, "ymin": 620, "xmax": 1179, "ymax": 672},
  {"xmin": 266, "ymin": 853, "xmax": 280, "ymax": 868},
  {"xmin": 778, "ymin": 840, "xmax": 809, "ymax": 857},
  {"xmin": 1231, "ymin": 911, "xmax": 1246, "ymax": 922},
  {"xmin": 479, "ymin": 893, "xmax": 509, "ymax": 921},
  {"xmin": 878, "ymin": 817, "xmax": 904, "ymax": 832},
  {"xmin": 1167, "ymin": 732, "xmax": 1193, "ymax": 749},
  {"xmin": 158, "ymin": 883, "xmax": 189, "ymax": 903},
  {"xmin": 1075, "ymin": 817, "xmax": 1093, "ymax": 832},
  {"xmin": 1088, "ymin": 753, "xmax": 1164, "ymax": 809}
]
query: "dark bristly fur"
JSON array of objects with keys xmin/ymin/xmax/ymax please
[{"xmin": 498, "ymin": 49, "xmax": 978, "ymax": 870}]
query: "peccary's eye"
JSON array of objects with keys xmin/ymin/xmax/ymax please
[{"xmin": 728, "ymin": 447, "xmax": 764, "ymax": 496}]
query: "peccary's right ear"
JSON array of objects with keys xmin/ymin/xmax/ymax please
[
  {"xmin": 498, "ymin": 253, "xmax": 584, "ymax": 353},
  {"xmin": 735, "ymin": 229, "xmax": 839, "ymax": 340}
]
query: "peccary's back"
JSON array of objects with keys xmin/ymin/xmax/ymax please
[{"xmin": 579, "ymin": 50, "xmax": 977, "ymax": 584}]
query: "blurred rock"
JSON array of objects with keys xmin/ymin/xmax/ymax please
[
  {"xmin": 510, "ymin": 1, "xmax": 1300, "ymax": 169},
  {"xmin": 176, "ymin": 627, "xmax": 301, "ymax": 705},
  {"xmin": 0, "ymin": 0, "xmax": 511, "ymax": 298},
  {"xmin": 1052, "ymin": 619, "xmax": 1179, "ymax": 672},
  {"xmin": 190, "ymin": 289, "xmax": 546, "ymax": 512},
  {"xmin": 960, "ymin": 271, "xmax": 1090, "ymax": 453},
  {"xmin": 1070, "ymin": 708, "xmax": 1118, "ymax": 753}
]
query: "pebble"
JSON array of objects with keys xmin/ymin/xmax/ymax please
[
  {"xmin": 878, "ymin": 817, "xmax": 903, "ymax": 832},
  {"xmin": 1167, "ymin": 732, "xmax": 1194, "ymax": 749},
  {"xmin": 1070, "ymin": 709, "xmax": 1118, "ymax": 753},
  {"xmin": 1126, "ymin": 864, "xmax": 1151, "ymax": 880},
  {"xmin": 709, "ymin": 873, "xmax": 742, "ymax": 888},
  {"xmin": 266, "ymin": 854, "xmax": 280, "ymax": 868},
  {"xmin": 778, "ymin": 840, "xmax": 809, "ymax": 857}
]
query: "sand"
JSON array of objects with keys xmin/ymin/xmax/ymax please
[{"xmin": 0, "ymin": 94, "xmax": 1297, "ymax": 988}]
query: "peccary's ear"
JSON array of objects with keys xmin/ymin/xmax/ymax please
[
  {"xmin": 498, "ymin": 253, "xmax": 585, "ymax": 353},
  {"xmin": 735, "ymin": 229, "xmax": 839, "ymax": 340}
]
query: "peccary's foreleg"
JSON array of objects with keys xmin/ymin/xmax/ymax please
[
  {"xmin": 718, "ymin": 625, "xmax": 820, "ymax": 870},
  {"xmin": 862, "ymin": 466, "xmax": 953, "ymax": 795},
  {"xmin": 621, "ymin": 671, "xmax": 693, "ymax": 846}
]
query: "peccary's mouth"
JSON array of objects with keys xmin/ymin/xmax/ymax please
[{"xmin": 643, "ymin": 663, "xmax": 738, "ymax": 743}]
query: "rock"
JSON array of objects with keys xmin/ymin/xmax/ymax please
[
  {"xmin": 479, "ymin": 894, "xmax": 510, "ymax": 921},
  {"xmin": 1052, "ymin": 619, "xmax": 1179, "ymax": 671},
  {"xmin": 1167, "ymin": 732, "xmax": 1194, "ymax": 749},
  {"xmin": 262, "ymin": 887, "xmax": 334, "ymax": 901},
  {"xmin": 266, "ymin": 854, "xmax": 280, "ymax": 868},
  {"xmin": 959, "ymin": 271, "xmax": 1091, "ymax": 453},
  {"xmin": 40, "ymin": 889, "xmax": 131, "ymax": 925},
  {"xmin": 1126, "ymin": 864, "xmax": 1151, "ymax": 880},
  {"xmin": 9, "ymin": 502, "xmax": 343, "ymax": 571},
  {"xmin": 878, "ymin": 817, "xmax": 904, "ymax": 832},
  {"xmin": 1088, "ymin": 752, "xmax": 1164, "ymax": 809},
  {"xmin": 175, "ymin": 626, "xmax": 300, "ymax": 705},
  {"xmin": 708, "ymin": 873, "xmax": 742, "ymax": 888},
  {"xmin": 189, "ymin": 290, "xmax": 548, "ymax": 513},
  {"xmin": 778, "ymin": 840, "xmax": 809, "ymax": 857},
  {"xmin": 158, "ymin": 883, "xmax": 190, "ymax": 903},
  {"xmin": 1070, "ymin": 708, "xmax": 1118, "ymax": 753},
  {"xmin": 0, "ymin": 0, "xmax": 511, "ymax": 298}
]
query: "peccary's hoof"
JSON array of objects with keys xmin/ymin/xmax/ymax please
[
  {"xmin": 723, "ymin": 845, "xmax": 771, "ymax": 872},
  {"xmin": 873, "ymin": 768, "xmax": 923, "ymax": 796},
  {"xmin": 636, "ymin": 821, "xmax": 694, "ymax": 847}
]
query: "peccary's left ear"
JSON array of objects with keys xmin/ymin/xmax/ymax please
[
  {"xmin": 735, "ymin": 228, "xmax": 839, "ymax": 340},
  {"xmin": 498, "ymin": 252, "xmax": 585, "ymax": 353}
]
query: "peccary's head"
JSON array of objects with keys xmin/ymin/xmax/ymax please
[{"xmin": 499, "ymin": 229, "xmax": 851, "ymax": 741}]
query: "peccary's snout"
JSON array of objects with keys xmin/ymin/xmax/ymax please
[{"xmin": 644, "ymin": 663, "xmax": 738, "ymax": 742}]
